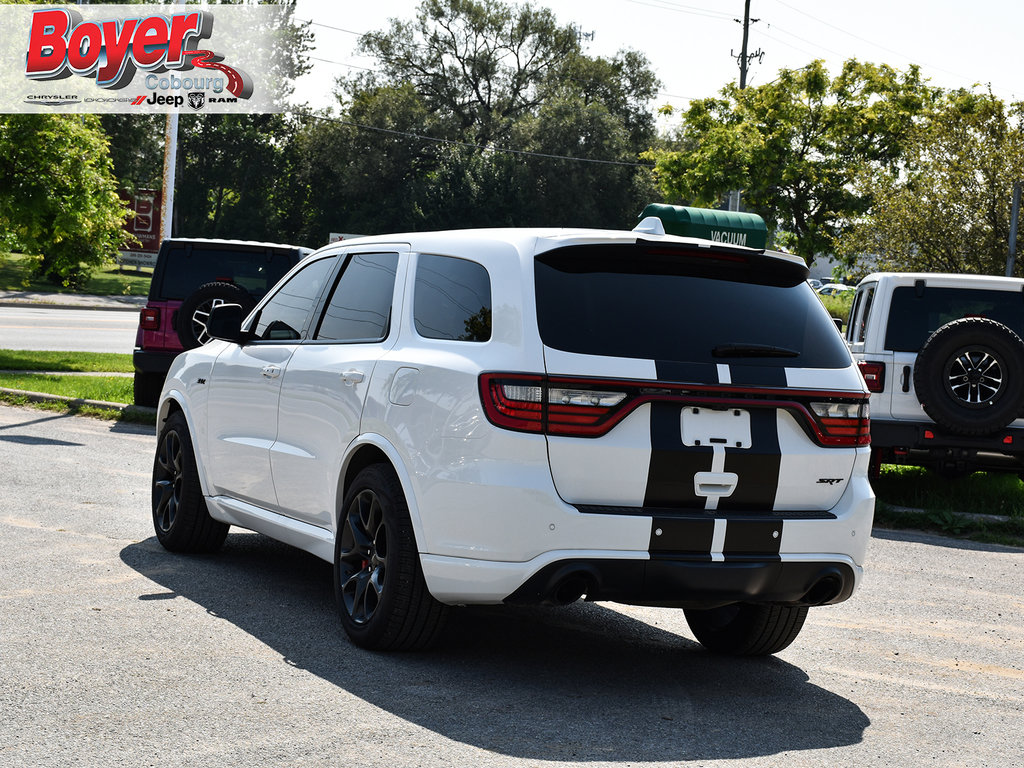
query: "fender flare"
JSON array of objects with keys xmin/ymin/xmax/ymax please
[
  {"xmin": 157, "ymin": 388, "xmax": 215, "ymax": 499},
  {"xmin": 337, "ymin": 433, "xmax": 427, "ymax": 552}
]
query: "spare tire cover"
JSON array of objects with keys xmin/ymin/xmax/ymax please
[{"xmin": 912, "ymin": 317, "xmax": 1024, "ymax": 435}]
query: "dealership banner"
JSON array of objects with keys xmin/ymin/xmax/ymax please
[{"xmin": 2, "ymin": 4, "xmax": 292, "ymax": 113}]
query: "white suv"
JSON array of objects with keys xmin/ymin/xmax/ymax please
[
  {"xmin": 847, "ymin": 272, "xmax": 1024, "ymax": 476},
  {"xmin": 151, "ymin": 217, "xmax": 874, "ymax": 655}
]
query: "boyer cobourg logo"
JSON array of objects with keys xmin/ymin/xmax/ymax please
[{"xmin": 24, "ymin": 7, "xmax": 253, "ymax": 108}]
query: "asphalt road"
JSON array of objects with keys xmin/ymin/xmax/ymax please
[
  {"xmin": 0, "ymin": 306, "xmax": 138, "ymax": 354},
  {"xmin": 0, "ymin": 403, "xmax": 1021, "ymax": 768}
]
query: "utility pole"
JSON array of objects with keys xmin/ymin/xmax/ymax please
[
  {"xmin": 727, "ymin": 1, "xmax": 763, "ymax": 212},
  {"xmin": 731, "ymin": 0, "xmax": 764, "ymax": 90},
  {"xmin": 1007, "ymin": 181, "xmax": 1021, "ymax": 277}
]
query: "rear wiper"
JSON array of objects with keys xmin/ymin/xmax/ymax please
[{"xmin": 712, "ymin": 343, "xmax": 799, "ymax": 358}]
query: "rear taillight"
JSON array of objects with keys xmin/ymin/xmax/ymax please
[
  {"xmin": 857, "ymin": 361, "xmax": 885, "ymax": 393},
  {"xmin": 480, "ymin": 374, "xmax": 629, "ymax": 437},
  {"xmin": 810, "ymin": 401, "xmax": 871, "ymax": 446},
  {"xmin": 481, "ymin": 373, "xmax": 871, "ymax": 445},
  {"xmin": 140, "ymin": 307, "xmax": 160, "ymax": 330}
]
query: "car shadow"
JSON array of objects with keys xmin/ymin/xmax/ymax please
[
  {"xmin": 120, "ymin": 534, "xmax": 869, "ymax": 762},
  {"xmin": 872, "ymin": 527, "xmax": 1024, "ymax": 553},
  {"xmin": 0, "ymin": 410, "xmax": 83, "ymax": 446}
]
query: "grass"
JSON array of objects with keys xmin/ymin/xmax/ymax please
[
  {"xmin": 0, "ymin": 349, "xmax": 134, "ymax": 373},
  {"xmin": 873, "ymin": 464, "xmax": 1024, "ymax": 547},
  {"xmin": 0, "ymin": 372, "xmax": 133, "ymax": 403},
  {"xmin": 0, "ymin": 251, "xmax": 152, "ymax": 296}
]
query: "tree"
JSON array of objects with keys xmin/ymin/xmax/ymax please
[
  {"xmin": 0, "ymin": 115, "xmax": 128, "ymax": 288},
  {"xmin": 357, "ymin": 0, "xmax": 578, "ymax": 146},
  {"xmin": 836, "ymin": 91, "xmax": 1024, "ymax": 276},
  {"xmin": 645, "ymin": 60, "xmax": 936, "ymax": 262},
  {"xmin": 316, "ymin": 0, "xmax": 661, "ymax": 238}
]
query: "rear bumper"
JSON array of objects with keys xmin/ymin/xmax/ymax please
[
  {"xmin": 871, "ymin": 419, "xmax": 1024, "ymax": 472},
  {"xmin": 505, "ymin": 556, "xmax": 857, "ymax": 609},
  {"xmin": 420, "ymin": 550, "xmax": 862, "ymax": 608},
  {"xmin": 133, "ymin": 349, "xmax": 179, "ymax": 375}
]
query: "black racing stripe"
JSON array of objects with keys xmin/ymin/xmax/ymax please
[
  {"xmin": 649, "ymin": 516, "xmax": 714, "ymax": 558},
  {"xmin": 723, "ymin": 520, "xmax": 783, "ymax": 557},
  {"xmin": 717, "ymin": 408, "xmax": 781, "ymax": 511},
  {"xmin": 655, "ymin": 361, "xmax": 719, "ymax": 384},
  {"xmin": 644, "ymin": 401, "xmax": 712, "ymax": 509},
  {"xmin": 728, "ymin": 364, "xmax": 788, "ymax": 387}
]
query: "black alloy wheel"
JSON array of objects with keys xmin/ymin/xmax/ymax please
[{"xmin": 337, "ymin": 488, "xmax": 389, "ymax": 626}]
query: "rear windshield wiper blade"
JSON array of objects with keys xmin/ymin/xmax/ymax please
[{"xmin": 712, "ymin": 343, "xmax": 800, "ymax": 358}]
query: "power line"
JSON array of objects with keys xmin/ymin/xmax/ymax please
[{"xmin": 290, "ymin": 111, "xmax": 655, "ymax": 169}]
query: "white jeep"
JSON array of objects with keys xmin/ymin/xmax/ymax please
[{"xmin": 847, "ymin": 272, "xmax": 1024, "ymax": 477}]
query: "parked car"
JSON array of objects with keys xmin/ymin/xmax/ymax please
[
  {"xmin": 807, "ymin": 278, "xmax": 823, "ymax": 291},
  {"xmin": 133, "ymin": 238, "xmax": 312, "ymax": 406},
  {"xmin": 151, "ymin": 217, "xmax": 874, "ymax": 654},
  {"xmin": 847, "ymin": 272, "xmax": 1024, "ymax": 477},
  {"xmin": 817, "ymin": 283, "xmax": 855, "ymax": 297}
]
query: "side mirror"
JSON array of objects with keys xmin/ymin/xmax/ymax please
[
  {"xmin": 206, "ymin": 303, "xmax": 246, "ymax": 343},
  {"xmin": 833, "ymin": 317, "xmax": 844, "ymax": 334}
]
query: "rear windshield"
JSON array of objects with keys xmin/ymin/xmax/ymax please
[
  {"xmin": 535, "ymin": 244, "xmax": 851, "ymax": 369},
  {"xmin": 155, "ymin": 245, "xmax": 297, "ymax": 301},
  {"xmin": 884, "ymin": 285, "xmax": 1024, "ymax": 352}
]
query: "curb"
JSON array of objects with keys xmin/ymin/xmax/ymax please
[
  {"xmin": 0, "ymin": 300, "xmax": 143, "ymax": 312},
  {"xmin": 0, "ymin": 386, "xmax": 156, "ymax": 419}
]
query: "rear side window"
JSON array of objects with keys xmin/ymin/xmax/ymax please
[
  {"xmin": 535, "ymin": 245, "xmax": 851, "ymax": 368},
  {"xmin": 156, "ymin": 246, "xmax": 296, "ymax": 300},
  {"xmin": 847, "ymin": 282, "xmax": 876, "ymax": 344},
  {"xmin": 314, "ymin": 252, "xmax": 399, "ymax": 342},
  {"xmin": 414, "ymin": 254, "xmax": 491, "ymax": 342},
  {"xmin": 884, "ymin": 286, "xmax": 1024, "ymax": 351}
]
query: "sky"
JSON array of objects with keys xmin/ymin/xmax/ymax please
[{"xmin": 291, "ymin": 0, "xmax": 1024, "ymax": 122}]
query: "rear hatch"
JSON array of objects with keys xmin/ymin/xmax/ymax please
[{"xmin": 525, "ymin": 242, "xmax": 867, "ymax": 514}]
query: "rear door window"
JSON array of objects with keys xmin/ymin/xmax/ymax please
[
  {"xmin": 535, "ymin": 244, "xmax": 851, "ymax": 368},
  {"xmin": 884, "ymin": 286, "xmax": 1024, "ymax": 351},
  {"xmin": 314, "ymin": 252, "xmax": 399, "ymax": 342},
  {"xmin": 158, "ymin": 246, "xmax": 296, "ymax": 300}
]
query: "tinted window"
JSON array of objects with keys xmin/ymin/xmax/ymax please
[
  {"xmin": 847, "ymin": 283, "xmax": 876, "ymax": 344},
  {"xmin": 252, "ymin": 256, "xmax": 336, "ymax": 341},
  {"xmin": 884, "ymin": 286, "xmax": 1024, "ymax": 351},
  {"xmin": 414, "ymin": 254, "xmax": 491, "ymax": 342},
  {"xmin": 315, "ymin": 252, "xmax": 398, "ymax": 342},
  {"xmin": 158, "ymin": 245, "xmax": 296, "ymax": 300},
  {"xmin": 535, "ymin": 245, "xmax": 850, "ymax": 368}
]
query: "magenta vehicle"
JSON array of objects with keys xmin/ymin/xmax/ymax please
[{"xmin": 133, "ymin": 238, "xmax": 311, "ymax": 406}]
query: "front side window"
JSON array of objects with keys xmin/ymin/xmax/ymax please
[
  {"xmin": 314, "ymin": 252, "xmax": 399, "ymax": 342},
  {"xmin": 414, "ymin": 253, "xmax": 491, "ymax": 342},
  {"xmin": 251, "ymin": 256, "xmax": 336, "ymax": 341}
]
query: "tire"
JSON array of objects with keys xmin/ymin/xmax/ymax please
[
  {"xmin": 133, "ymin": 371, "xmax": 164, "ymax": 408},
  {"xmin": 152, "ymin": 411, "xmax": 228, "ymax": 553},
  {"xmin": 913, "ymin": 318, "xmax": 1024, "ymax": 436},
  {"xmin": 176, "ymin": 281, "xmax": 254, "ymax": 349},
  {"xmin": 334, "ymin": 464, "xmax": 448, "ymax": 651},
  {"xmin": 684, "ymin": 603, "xmax": 808, "ymax": 656}
]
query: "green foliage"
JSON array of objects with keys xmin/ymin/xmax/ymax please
[
  {"xmin": 645, "ymin": 60, "xmax": 937, "ymax": 263},
  {"xmin": 0, "ymin": 116, "xmax": 129, "ymax": 289},
  {"xmin": 836, "ymin": 90, "xmax": 1024, "ymax": 276},
  {"xmin": 0, "ymin": 251, "xmax": 150, "ymax": 296},
  {"xmin": 0, "ymin": 372, "xmax": 133, "ymax": 404},
  {"xmin": 0, "ymin": 349, "xmax": 134, "ymax": 374}
]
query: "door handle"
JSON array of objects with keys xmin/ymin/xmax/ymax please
[
  {"xmin": 340, "ymin": 369, "xmax": 365, "ymax": 385},
  {"xmin": 261, "ymin": 365, "xmax": 281, "ymax": 379}
]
